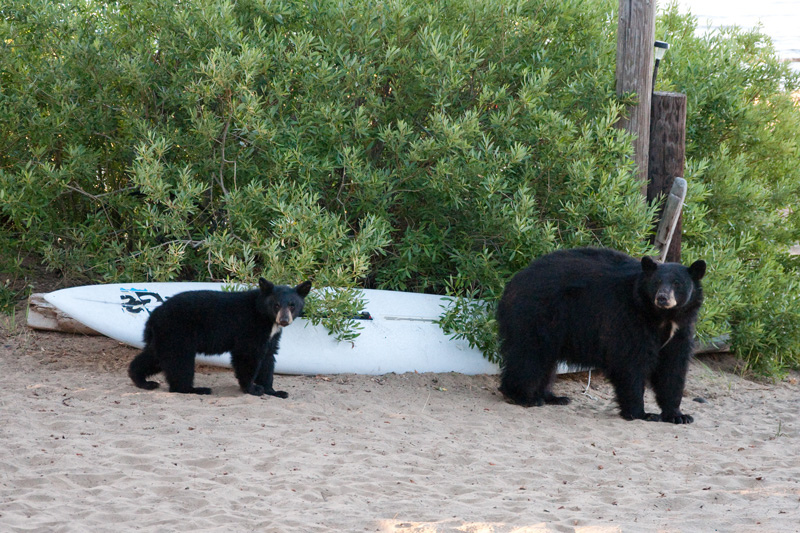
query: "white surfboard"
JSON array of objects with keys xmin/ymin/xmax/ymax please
[{"xmin": 43, "ymin": 283, "xmax": 502, "ymax": 375}]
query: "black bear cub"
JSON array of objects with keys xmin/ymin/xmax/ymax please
[
  {"xmin": 497, "ymin": 247, "xmax": 705, "ymax": 423},
  {"xmin": 129, "ymin": 278, "xmax": 312, "ymax": 396}
]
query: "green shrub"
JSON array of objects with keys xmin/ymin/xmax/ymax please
[
  {"xmin": 657, "ymin": 4, "xmax": 800, "ymax": 374},
  {"xmin": 1, "ymin": 0, "xmax": 799, "ymax": 372}
]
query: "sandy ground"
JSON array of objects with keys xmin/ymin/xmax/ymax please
[{"xmin": 1, "ymin": 316, "xmax": 798, "ymax": 533}]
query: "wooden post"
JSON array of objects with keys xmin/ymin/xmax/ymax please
[
  {"xmin": 653, "ymin": 177, "xmax": 686, "ymax": 262},
  {"xmin": 648, "ymin": 91, "xmax": 687, "ymax": 262},
  {"xmin": 615, "ymin": 0, "xmax": 657, "ymax": 190}
]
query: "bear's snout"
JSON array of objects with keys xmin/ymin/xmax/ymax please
[
  {"xmin": 655, "ymin": 289, "xmax": 677, "ymax": 309},
  {"xmin": 276, "ymin": 310, "xmax": 293, "ymax": 327}
]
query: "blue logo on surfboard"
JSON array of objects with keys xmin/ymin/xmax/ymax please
[{"xmin": 120, "ymin": 288, "xmax": 166, "ymax": 314}]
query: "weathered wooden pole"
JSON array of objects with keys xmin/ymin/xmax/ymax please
[
  {"xmin": 653, "ymin": 177, "xmax": 686, "ymax": 262},
  {"xmin": 648, "ymin": 91, "xmax": 687, "ymax": 262},
  {"xmin": 615, "ymin": 0, "xmax": 657, "ymax": 191}
]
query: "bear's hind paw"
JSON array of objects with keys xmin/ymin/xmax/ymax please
[
  {"xmin": 504, "ymin": 397, "xmax": 544, "ymax": 407},
  {"xmin": 662, "ymin": 413, "xmax": 694, "ymax": 424},
  {"xmin": 169, "ymin": 386, "xmax": 212, "ymax": 394},
  {"xmin": 544, "ymin": 394, "xmax": 570, "ymax": 405}
]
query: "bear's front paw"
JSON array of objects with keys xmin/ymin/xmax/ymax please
[
  {"xmin": 246, "ymin": 383, "xmax": 266, "ymax": 396},
  {"xmin": 510, "ymin": 397, "xmax": 544, "ymax": 407},
  {"xmin": 622, "ymin": 412, "xmax": 661, "ymax": 422},
  {"xmin": 661, "ymin": 413, "xmax": 694, "ymax": 424},
  {"xmin": 267, "ymin": 390, "xmax": 288, "ymax": 399}
]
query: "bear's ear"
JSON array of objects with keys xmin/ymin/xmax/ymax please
[
  {"xmin": 258, "ymin": 277, "xmax": 274, "ymax": 294},
  {"xmin": 641, "ymin": 256, "xmax": 659, "ymax": 274},
  {"xmin": 688, "ymin": 260, "xmax": 706, "ymax": 281},
  {"xmin": 295, "ymin": 280, "xmax": 312, "ymax": 298}
]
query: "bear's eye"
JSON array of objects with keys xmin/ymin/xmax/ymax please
[
  {"xmin": 672, "ymin": 280, "xmax": 682, "ymax": 287},
  {"xmin": 273, "ymin": 304, "xmax": 281, "ymax": 312},
  {"xmin": 289, "ymin": 303, "xmax": 295, "ymax": 310}
]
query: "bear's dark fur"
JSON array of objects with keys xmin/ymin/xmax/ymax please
[
  {"xmin": 497, "ymin": 247, "xmax": 706, "ymax": 423},
  {"xmin": 128, "ymin": 278, "xmax": 311, "ymax": 396}
]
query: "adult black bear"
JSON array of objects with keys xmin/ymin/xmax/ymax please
[
  {"xmin": 497, "ymin": 247, "xmax": 705, "ymax": 423},
  {"xmin": 128, "ymin": 278, "xmax": 311, "ymax": 396}
]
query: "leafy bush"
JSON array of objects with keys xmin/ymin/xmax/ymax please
[
  {"xmin": 1, "ymin": 0, "xmax": 798, "ymax": 372},
  {"xmin": 0, "ymin": 0, "xmax": 655, "ymax": 342},
  {"xmin": 657, "ymin": 4, "xmax": 800, "ymax": 374}
]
